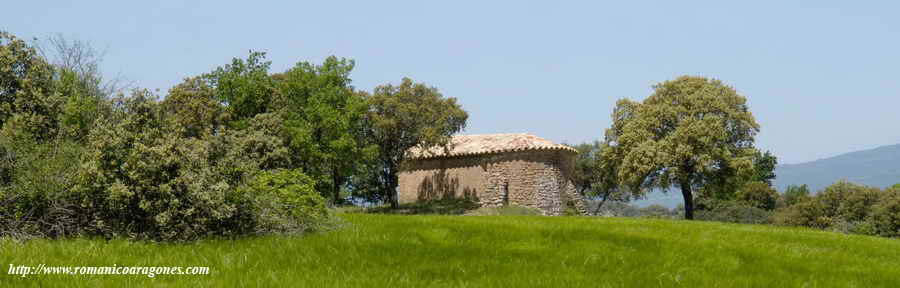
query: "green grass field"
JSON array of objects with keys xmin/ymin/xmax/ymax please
[{"xmin": 3, "ymin": 214, "xmax": 900, "ymax": 287}]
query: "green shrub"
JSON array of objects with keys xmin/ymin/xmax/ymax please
[
  {"xmin": 695, "ymin": 199, "xmax": 772, "ymax": 224},
  {"xmin": 772, "ymin": 199, "xmax": 829, "ymax": 229},
  {"xmin": 781, "ymin": 184, "xmax": 811, "ymax": 207},
  {"xmin": 639, "ymin": 204, "xmax": 677, "ymax": 219},
  {"xmin": 71, "ymin": 93, "xmax": 233, "ymax": 240},
  {"xmin": 64, "ymin": 92, "xmax": 323, "ymax": 241},
  {"xmin": 736, "ymin": 181, "xmax": 778, "ymax": 210},
  {"xmin": 241, "ymin": 169, "xmax": 329, "ymax": 233},
  {"xmin": 0, "ymin": 117, "xmax": 88, "ymax": 238},
  {"xmin": 818, "ymin": 181, "xmax": 881, "ymax": 223},
  {"xmin": 590, "ymin": 201, "xmax": 640, "ymax": 217},
  {"xmin": 870, "ymin": 189, "xmax": 900, "ymax": 238},
  {"xmin": 773, "ymin": 181, "xmax": 884, "ymax": 235},
  {"xmin": 1, "ymin": 34, "xmax": 332, "ymax": 241}
]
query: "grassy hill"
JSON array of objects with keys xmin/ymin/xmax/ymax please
[
  {"xmin": 775, "ymin": 143, "xmax": 900, "ymax": 193},
  {"xmin": 3, "ymin": 214, "xmax": 900, "ymax": 287}
]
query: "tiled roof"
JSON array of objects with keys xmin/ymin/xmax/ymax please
[{"xmin": 407, "ymin": 133, "xmax": 577, "ymax": 159}]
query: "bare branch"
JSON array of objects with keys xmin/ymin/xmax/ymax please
[{"xmin": 35, "ymin": 34, "xmax": 132, "ymax": 97}]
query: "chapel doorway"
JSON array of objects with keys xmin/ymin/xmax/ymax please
[{"xmin": 502, "ymin": 181, "xmax": 509, "ymax": 205}]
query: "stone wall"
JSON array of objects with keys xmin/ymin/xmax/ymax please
[{"xmin": 398, "ymin": 149, "xmax": 584, "ymax": 215}]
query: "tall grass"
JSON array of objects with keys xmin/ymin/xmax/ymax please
[{"xmin": 2, "ymin": 214, "xmax": 900, "ymax": 287}]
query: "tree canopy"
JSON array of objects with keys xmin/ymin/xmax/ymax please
[
  {"xmin": 782, "ymin": 184, "xmax": 811, "ymax": 206},
  {"xmin": 203, "ymin": 51, "xmax": 276, "ymax": 124},
  {"xmin": 361, "ymin": 78, "xmax": 468, "ymax": 207},
  {"xmin": 570, "ymin": 141, "xmax": 632, "ymax": 214},
  {"xmin": 600, "ymin": 76, "xmax": 761, "ymax": 219},
  {"xmin": 276, "ymin": 56, "xmax": 374, "ymax": 204}
]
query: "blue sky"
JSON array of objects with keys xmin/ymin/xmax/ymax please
[{"xmin": 7, "ymin": 1, "xmax": 899, "ymax": 164}]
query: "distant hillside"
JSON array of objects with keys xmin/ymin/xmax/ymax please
[{"xmin": 774, "ymin": 144, "xmax": 900, "ymax": 193}]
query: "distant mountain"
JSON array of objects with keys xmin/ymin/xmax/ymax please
[
  {"xmin": 774, "ymin": 144, "xmax": 900, "ymax": 193},
  {"xmin": 631, "ymin": 143, "xmax": 900, "ymax": 208}
]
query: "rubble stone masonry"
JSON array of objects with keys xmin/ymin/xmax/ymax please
[{"xmin": 398, "ymin": 149, "xmax": 587, "ymax": 215}]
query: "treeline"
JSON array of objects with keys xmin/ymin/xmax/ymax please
[
  {"xmin": 0, "ymin": 32, "xmax": 467, "ymax": 241},
  {"xmin": 587, "ymin": 181, "xmax": 900, "ymax": 238},
  {"xmin": 774, "ymin": 182, "xmax": 900, "ymax": 237}
]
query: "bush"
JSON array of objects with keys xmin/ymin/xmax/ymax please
[
  {"xmin": 818, "ymin": 181, "xmax": 881, "ymax": 223},
  {"xmin": 590, "ymin": 201, "xmax": 640, "ymax": 217},
  {"xmin": 781, "ymin": 184, "xmax": 810, "ymax": 207},
  {"xmin": 773, "ymin": 181, "xmax": 884, "ymax": 235},
  {"xmin": 736, "ymin": 181, "xmax": 778, "ymax": 210},
  {"xmin": 70, "ymin": 92, "xmax": 235, "ymax": 240},
  {"xmin": 0, "ymin": 138, "xmax": 86, "ymax": 238},
  {"xmin": 772, "ymin": 199, "xmax": 829, "ymax": 229},
  {"xmin": 241, "ymin": 169, "xmax": 329, "ymax": 233},
  {"xmin": 639, "ymin": 204, "xmax": 678, "ymax": 219},
  {"xmin": 0, "ymin": 91, "xmax": 328, "ymax": 241},
  {"xmin": 870, "ymin": 189, "xmax": 900, "ymax": 238},
  {"xmin": 1, "ymin": 34, "xmax": 332, "ymax": 241},
  {"xmin": 695, "ymin": 199, "xmax": 772, "ymax": 224}
]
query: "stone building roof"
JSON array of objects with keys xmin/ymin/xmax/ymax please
[{"xmin": 407, "ymin": 133, "xmax": 577, "ymax": 160}]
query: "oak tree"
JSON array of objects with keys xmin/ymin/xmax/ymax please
[
  {"xmin": 363, "ymin": 78, "xmax": 467, "ymax": 207},
  {"xmin": 601, "ymin": 76, "xmax": 760, "ymax": 219},
  {"xmin": 571, "ymin": 141, "xmax": 632, "ymax": 214},
  {"xmin": 276, "ymin": 56, "xmax": 374, "ymax": 204}
]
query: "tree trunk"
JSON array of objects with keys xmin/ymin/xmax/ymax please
[
  {"xmin": 332, "ymin": 171, "xmax": 342, "ymax": 206},
  {"xmin": 681, "ymin": 180, "xmax": 694, "ymax": 220},
  {"xmin": 388, "ymin": 182, "xmax": 399, "ymax": 208},
  {"xmin": 389, "ymin": 174, "xmax": 399, "ymax": 208},
  {"xmin": 384, "ymin": 164, "xmax": 400, "ymax": 208},
  {"xmin": 591, "ymin": 192, "xmax": 609, "ymax": 216}
]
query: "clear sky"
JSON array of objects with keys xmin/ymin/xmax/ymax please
[{"xmin": 7, "ymin": 1, "xmax": 899, "ymax": 164}]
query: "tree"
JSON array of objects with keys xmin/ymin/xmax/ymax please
[
  {"xmin": 571, "ymin": 141, "xmax": 632, "ymax": 214},
  {"xmin": 364, "ymin": 78, "xmax": 468, "ymax": 207},
  {"xmin": 696, "ymin": 148, "xmax": 777, "ymax": 201},
  {"xmin": 37, "ymin": 34, "xmax": 130, "ymax": 141},
  {"xmin": 870, "ymin": 188, "xmax": 900, "ymax": 237},
  {"xmin": 1, "ymin": 32, "xmax": 118, "ymax": 237},
  {"xmin": 750, "ymin": 150, "xmax": 777, "ymax": 185},
  {"xmin": 162, "ymin": 77, "xmax": 228, "ymax": 138},
  {"xmin": 601, "ymin": 76, "xmax": 760, "ymax": 220},
  {"xmin": 0, "ymin": 31, "xmax": 59, "ymax": 140},
  {"xmin": 38, "ymin": 34, "xmax": 131, "ymax": 98},
  {"xmin": 736, "ymin": 181, "xmax": 778, "ymax": 210},
  {"xmin": 818, "ymin": 181, "xmax": 882, "ymax": 224},
  {"xmin": 203, "ymin": 51, "xmax": 276, "ymax": 124},
  {"xmin": 55, "ymin": 68, "xmax": 103, "ymax": 141},
  {"xmin": 276, "ymin": 56, "xmax": 374, "ymax": 204},
  {"xmin": 571, "ymin": 142, "xmax": 601, "ymax": 196},
  {"xmin": 781, "ymin": 184, "xmax": 810, "ymax": 206},
  {"xmin": 181, "ymin": 52, "xmax": 379, "ymax": 205}
]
